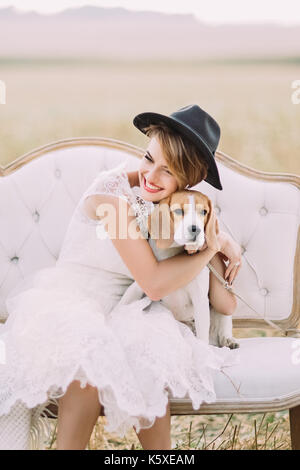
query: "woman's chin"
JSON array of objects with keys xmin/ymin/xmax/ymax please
[
  {"xmin": 141, "ymin": 192, "xmax": 156, "ymax": 202},
  {"xmin": 142, "ymin": 193, "xmax": 165, "ymax": 204}
]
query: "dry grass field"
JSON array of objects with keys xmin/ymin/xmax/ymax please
[
  {"xmin": 43, "ymin": 407, "xmax": 291, "ymax": 450},
  {"xmin": 0, "ymin": 59, "xmax": 299, "ymax": 175},
  {"xmin": 1, "ymin": 59, "xmax": 299, "ymax": 450}
]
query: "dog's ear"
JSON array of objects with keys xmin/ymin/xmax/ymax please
[
  {"xmin": 204, "ymin": 199, "xmax": 221, "ymax": 252},
  {"xmin": 147, "ymin": 196, "xmax": 175, "ymax": 249}
]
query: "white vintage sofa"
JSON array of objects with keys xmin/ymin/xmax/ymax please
[{"xmin": 1, "ymin": 137, "xmax": 299, "ymax": 448}]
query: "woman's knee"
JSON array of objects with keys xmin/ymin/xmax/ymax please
[
  {"xmin": 72, "ymin": 380, "xmax": 97, "ymax": 392},
  {"xmin": 58, "ymin": 380, "xmax": 102, "ymax": 406}
]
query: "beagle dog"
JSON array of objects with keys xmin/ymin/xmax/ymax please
[{"xmin": 145, "ymin": 189, "xmax": 239, "ymax": 349}]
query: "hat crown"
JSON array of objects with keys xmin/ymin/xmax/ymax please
[{"xmin": 170, "ymin": 104, "xmax": 221, "ymax": 155}]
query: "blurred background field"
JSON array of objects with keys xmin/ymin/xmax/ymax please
[{"xmin": 1, "ymin": 58, "xmax": 299, "ymax": 176}]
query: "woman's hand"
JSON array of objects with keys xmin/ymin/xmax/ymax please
[
  {"xmin": 217, "ymin": 231, "xmax": 242, "ymax": 285},
  {"xmin": 184, "ymin": 232, "xmax": 242, "ymax": 285}
]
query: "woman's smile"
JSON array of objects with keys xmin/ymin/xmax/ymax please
[
  {"xmin": 138, "ymin": 137, "xmax": 179, "ymax": 200},
  {"xmin": 143, "ymin": 177, "xmax": 163, "ymax": 193}
]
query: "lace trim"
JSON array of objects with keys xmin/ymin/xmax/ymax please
[
  {"xmin": 130, "ymin": 187, "xmax": 154, "ymax": 239},
  {"xmin": 78, "ymin": 162, "xmax": 154, "ymax": 238}
]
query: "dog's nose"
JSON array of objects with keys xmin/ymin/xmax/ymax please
[{"xmin": 188, "ymin": 225, "xmax": 201, "ymax": 236}]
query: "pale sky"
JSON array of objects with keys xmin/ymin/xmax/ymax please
[{"xmin": 0, "ymin": 0, "xmax": 300, "ymax": 25}]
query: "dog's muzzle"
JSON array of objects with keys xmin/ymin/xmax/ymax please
[{"xmin": 187, "ymin": 224, "xmax": 201, "ymax": 240}]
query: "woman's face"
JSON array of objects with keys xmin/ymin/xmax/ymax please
[{"xmin": 138, "ymin": 136, "xmax": 179, "ymax": 203}]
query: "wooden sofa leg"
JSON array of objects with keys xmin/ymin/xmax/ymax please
[{"xmin": 289, "ymin": 405, "xmax": 300, "ymax": 450}]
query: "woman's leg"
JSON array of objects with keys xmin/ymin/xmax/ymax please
[
  {"xmin": 134, "ymin": 401, "xmax": 172, "ymax": 450},
  {"xmin": 56, "ymin": 380, "xmax": 102, "ymax": 450}
]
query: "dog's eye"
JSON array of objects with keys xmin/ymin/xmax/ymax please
[
  {"xmin": 173, "ymin": 208, "xmax": 184, "ymax": 216},
  {"xmin": 201, "ymin": 209, "xmax": 207, "ymax": 216}
]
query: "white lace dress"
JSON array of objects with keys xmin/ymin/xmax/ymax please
[{"xmin": 0, "ymin": 161, "xmax": 240, "ymax": 450}]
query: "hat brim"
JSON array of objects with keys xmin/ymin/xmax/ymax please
[{"xmin": 133, "ymin": 111, "xmax": 223, "ymax": 190}]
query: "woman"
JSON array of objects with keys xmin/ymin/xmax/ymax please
[{"xmin": 0, "ymin": 104, "xmax": 241, "ymax": 450}]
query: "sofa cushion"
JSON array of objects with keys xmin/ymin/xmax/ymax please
[{"xmin": 170, "ymin": 337, "xmax": 300, "ymax": 413}]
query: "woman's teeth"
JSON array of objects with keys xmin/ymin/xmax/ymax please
[
  {"xmin": 143, "ymin": 177, "xmax": 162, "ymax": 192},
  {"xmin": 146, "ymin": 181, "xmax": 160, "ymax": 189}
]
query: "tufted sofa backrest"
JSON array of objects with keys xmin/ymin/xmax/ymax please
[{"xmin": 0, "ymin": 137, "xmax": 299, "ymax": 332}]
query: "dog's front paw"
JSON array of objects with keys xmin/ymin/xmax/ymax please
[{"xmin": 218, "ymin": 335, "xmax": 240, "ymax": 349}]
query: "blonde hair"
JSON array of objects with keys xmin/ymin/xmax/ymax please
[{"xmin": 143, "ymin": 122, "xmax": 209, "ymax": 190}]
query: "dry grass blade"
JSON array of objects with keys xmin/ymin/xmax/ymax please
[
  {"xmin": 264, "ymin": 422, "xmax": 279, "ymax": 448},
  {"xmin": 257, "ymin": 413, "xmax": 266, "ymax": 435},
  {"xmin": 187, "ymin": 421, "xmax": 193, "ymax": 448},
  {"xmin": 202, "ymin": 423, "xmax": 207, "ymax": 450},
  {"xmin": 193, "ymin": 423, "xmax": 207, "ymax": 449},
  {"xmin": 231, "ymin": 425, "xmax": 238, "ymax": 450},
  {"xmin": 254, "ymin": 419, "xmax": 258, "ymax": 450},
  {"xmin": 205, "ymin": 414, "xmax": 234, "ymax": 449},
  {"xmin": 48, "ymin": 422, "xmax": 57, "ymax": 449},
  {"xmin": 216, "ymin": 438, "xmax": 232, "ymax": 450}
]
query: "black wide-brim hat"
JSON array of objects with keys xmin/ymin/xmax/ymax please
[{"xmin": 133, "ymin": 104, "xmax": 223, "ymax": 190}]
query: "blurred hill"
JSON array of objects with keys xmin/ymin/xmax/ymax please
[{"xmin": 0, "ymin": 5, "xmax": 299, "ymax": 60}]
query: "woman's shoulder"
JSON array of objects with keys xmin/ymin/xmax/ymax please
[
  {"xmin": 76, "ymin": 160, "xmax": 137, "ymax": 226},
  {"xmin": 90, "ymin": 161, "xmax": 132, "ymax": 198}
]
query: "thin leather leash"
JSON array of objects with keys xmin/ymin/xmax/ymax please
[{"xmin": 206, "ymin": 262, "xmax": 299, "ymax": 337}]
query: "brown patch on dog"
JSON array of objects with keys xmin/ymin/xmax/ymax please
[{"xmin": 147, "ymin": 190, "xmax": 220, "ymax": 252}]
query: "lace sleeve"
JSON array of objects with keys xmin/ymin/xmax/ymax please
[{"xmin": 77, "ymin": 160, "xmax": 136, "ymax": 226}]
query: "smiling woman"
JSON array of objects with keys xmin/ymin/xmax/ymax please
[
  {"xmin": 0, "ymin": 104, "xmax": 242, "ymax": 452},
  {"xmin": 141, "ymin": 122, "xmax": 210, "ymax": 191},
  {"xmin": 132, "ymin": 105, "xmax": 222, "ymax": 191},
  {"xmin": 138, "ymin": 136, "xmax": 179, "ymax": 203},
  {"xmin": 132, "ymin": 104, "xmax": 242, "ymax": 285}
]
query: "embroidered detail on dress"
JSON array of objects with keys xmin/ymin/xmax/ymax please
[
  {"xmin": 77, "ymin": 162, "xmax": 154, "ymax": 238},
  {"xmin": 130, "ymin": 187, "xmax": 154, "ymax": 239}
]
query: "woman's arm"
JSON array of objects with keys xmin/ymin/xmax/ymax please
[
  {"xmin": 126, "ymin": 172, "xmax": 242, "ymax": 285},
  {"xmin": 217, "ymin": 231, "xmax": 242, "ymax": 285},
  {"xmin": 208, "ymin": 252, "xmax": 237, "ymax": 315},
  {"xmin": 84, "ymin": 194, "xmax": 220, "ymax": 301}
]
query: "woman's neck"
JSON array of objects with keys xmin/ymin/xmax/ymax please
[{"xmin": 127, "ymin": 171, "xmax": 140, "ymax": 188}]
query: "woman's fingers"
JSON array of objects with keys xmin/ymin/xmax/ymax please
[
  {"xmin": 225, "ymin": 265, "xmax": 232, "ymax": 282},
  {"xmin": 225, "ymin": 259, "xmax": 241, "ymax": 279},
  {"xmin": 228, "ymin": 266, "xmax": 238, "ymax": 285},
  {"xmin": 225, "ymin": 263, "xmax": 233, "ymax": 279},
  {"xmin": 219, "ymin": 253, "xmax": 229, "ymax": 264}
]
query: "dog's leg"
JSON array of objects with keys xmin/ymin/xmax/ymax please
[
  {"xmin": 188, "ymin": 281, "xmax": 210, "ymax": 344},
  {"xmin": 194, "ymin": 307, "xmax": 210, "ymax": 344},
  {"xmin": 181, "ymin": 271, "xmax": 213, "ymax": 344},
  {"xmin": 209, "ymin": 306, "xmax": 240, "ymax": 349}
]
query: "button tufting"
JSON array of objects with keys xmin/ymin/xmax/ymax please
[
  {"xmin": 10, "ymin": 256, "xmax": 19, "ymax": 264},
  {"xmin": 215, "ymin": 206, "xmax": 221, "ymax": 215},
  {"xmin": 55, "ymin": 169, "xmax": 61, "ymax": 178},
  {"xmin": 241, "ymin": 246, "xmax": 246, "ymax": 255},
  {"xmin": 260, "ymin": 288, "xmax": 269, "ymax": 296},
  {"xmin": 259, "ymin": 207, "xmax": 268, "ymax": 216},
  {"xmin": 32, "ymin": 210, "xmax": 40, "ymax": 222}
]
